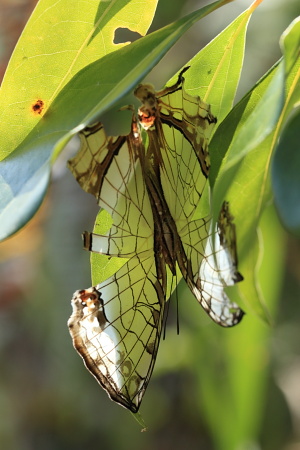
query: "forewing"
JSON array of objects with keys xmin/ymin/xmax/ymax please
[
  {"xmin": 68, "ymin": 252, "xmax": 165, "ymax": 413},
  {"xmin": 156, "ymin": 82, "xmax": 216, "ymax": 229},
  {"xmin": 68, "ymin": 120, "xmax": 153, "ymax": 257}
]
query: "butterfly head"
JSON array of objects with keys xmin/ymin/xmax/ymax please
[{"xmin": 134, "ymin": 83, "xmax": 159, "ymax": 130}]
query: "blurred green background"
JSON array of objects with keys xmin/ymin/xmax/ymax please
[{"xmin": 0, "ymin": 0, "xmax": 299, "ymax": 449}]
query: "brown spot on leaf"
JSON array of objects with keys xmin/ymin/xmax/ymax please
[{"xmin": 30, "ymin": 99, "xmax": 44, "ymax": 115}]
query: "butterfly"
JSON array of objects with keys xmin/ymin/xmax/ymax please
[{"xmin": 67, "ymin": 67, "xmax": 244, "ymax": 413}]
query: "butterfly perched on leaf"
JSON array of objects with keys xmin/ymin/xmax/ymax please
[{"xmin": 67, "ymin": 67, "xmax": 244, "ymax": 413}]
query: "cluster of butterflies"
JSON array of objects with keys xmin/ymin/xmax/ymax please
[{"xmin": 67, "ymin": 67, "xmax": 244, "ymax": 413}]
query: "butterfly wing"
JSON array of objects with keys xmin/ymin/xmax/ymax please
[
  {"xmin": 136, "ymin": 75, "xmax": 216, "ymax": 230},
  {"xmin": 179, "ymin": 205, "xmax": 244, "ymax": 327},
  {"xmin": 136, "ymin": 72, "xmax": 244, "ymax": 327},
  {"xmin": 68, "ymin": 252, "xmax": 165, "ymax": 412},
  {"xmin": 68, "ymin": 119, "xmax": 153, "ymax": 256},
  {"xmin": 68, "ymin": 118, "xmax": 166, "ymax": 411}
]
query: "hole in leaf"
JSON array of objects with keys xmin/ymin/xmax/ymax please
[{"xmin": 114, "ymin": 28, "xmax": 142, "ymax": 44}]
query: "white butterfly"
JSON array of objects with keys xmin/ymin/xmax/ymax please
[{"xmin": 67, "ymin": 68, "xmax": 244, "ymax": 412}]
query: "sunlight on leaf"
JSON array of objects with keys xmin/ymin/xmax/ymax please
[
  {"xmin": 211, "ymin": 16, "xmax": 300, "ymax": 212},
  {"xmin": 280, "ymin": 16, "xmax": 300, "ymax": 76},
  {"xmin": 0, "ymin": 0, "xmax": 158, "ymax": 162},
  {"xmin": 221, "ymin": 64, "xmax": 285, "ymax": 170},
  {"xmin": 0, "ymin": 0, "xmax": 234, "ymax": 241},
  {"xmin": 209, "ymin": 17, "xmax": 300, "ymax": 320},
  {"xmin": 179, "ymin": 2, "xmax": 255, "ymax": 121}
]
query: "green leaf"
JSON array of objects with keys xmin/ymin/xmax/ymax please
[
  {"xmin": 211, "ymin": 16, "xmax": 300, "ymax": 211},
  {"xmin": 174, "ymin": 1, "xmax": 255, "ymax": 122},
  {"xmin": 210, "ymin": 61, "xmax": 285, "ymax": 201},
  {"xmin": 194, "ymin": 206, "xmax": 285, "ymax": 450},
  {"xmin": 177, "ymin": 0, "xmax": 259, "ymax": 219},
  {"xmin": 280, "ymin": 16, "xmax": 300, "ymax": 76},
  {"xmin": 0, "ymin": 0, "xmax": 233, "ymax": 241},
  {"xmin": 272, "ymin": 108, "xmax": 300, "ymax": 237},
  {"xmin": 0, "ymin": 0, "xmax": 158, "ymax": 240},
  {"xmin": 272, "ymin": 17, "xmax": 300, "ymax": 237},
  {"xmin": 222, "ymin": 64, "xmax": 285, "ymax": 170},
  {"xmin": 208, "ymin": 60, "xmax": 282, "ymax": 259},
  {"xmin": 210, "ymin": 24, "xmax": 300, "ymax": 319},
  {"xmin": 236, "ymin": 229, "xmax": 272, "ymax": 323},
  {"xmin": 0, "ymin": 0, "xmax": 159, "ymax": 162}
]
